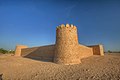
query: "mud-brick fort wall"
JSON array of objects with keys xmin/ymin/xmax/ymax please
[
  {"xmin": 89, "ymin": 45, "xmax": 104, "ymax": 56},
  {"xmin": 15, "ymin": 45, "xmax": 55, "ymax": 62},
  {"xmin": 78, "ymin": 44, "xmax": 93, "ymax": 59},
  {"xmin": 15, "ymin": 24, "xmax": 104, "ymax": 65},
  {"xmin": 15, "ymin": 45, "xmax": 28, "ymax": 56}
]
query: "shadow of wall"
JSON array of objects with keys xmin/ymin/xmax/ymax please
[
  {"xmin": 0, "ymin": 74, "xmax": 3, "ymax": 80},
  {"xmin": 21, "ymin": 45, "xmax": 55, "ymax": 62}
]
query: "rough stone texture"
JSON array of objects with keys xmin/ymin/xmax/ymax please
[
  {"xmin": 15, "ymin": 45, "xmax": 28, "ymax": 56},
  {"xmin": 15, "ymin": 24, "xmax": 104, "ymax": 65},
  {"xmin": 89, "ymin": 45, "xmax": 104, "ymax": 56},
  {"xmin": 54, "ymin": 24, "xmax": 81, "ymax": 65}
]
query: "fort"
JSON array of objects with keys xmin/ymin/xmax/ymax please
[{"xmin": 15, "ymin": 24, "xmax": 104, "ymax": 65}]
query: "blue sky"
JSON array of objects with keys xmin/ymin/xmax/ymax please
[{"xmin": 0, "ymin": 0, "xmax": 120, "ymax": 51}]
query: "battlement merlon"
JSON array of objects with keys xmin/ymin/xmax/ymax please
[{"xmin": 56, "ymin": 24, "xmax": 77, "ymax": 30}]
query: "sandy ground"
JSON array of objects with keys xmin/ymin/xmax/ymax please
[{"xmin": 0, "ymin": 53, "xmax": 120, "ymax": 80}]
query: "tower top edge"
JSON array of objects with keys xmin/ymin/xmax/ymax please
[{"xmin": 56, "ymin": 24, "xmax": 77, "ymax": 30}]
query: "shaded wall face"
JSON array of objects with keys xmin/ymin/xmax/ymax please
[
  {"xmin": 89, "ymin": 45, "xmax": 104, "ymax": 56},
  {"xmin": 21, "ymin": 45, "xmax": 55, "ymax": 62}
]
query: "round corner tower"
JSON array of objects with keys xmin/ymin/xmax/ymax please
[{"xmin": 54, "ymin": 24, "xmax": 81, "ymax": 65}]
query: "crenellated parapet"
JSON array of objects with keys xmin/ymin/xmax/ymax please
[
  {"xmin": 56, "ymin": 24, "xmax": 77, "ymax": 30},
  {"xmin": 55, "ymin": 24, "xmax": 78, "ymax": 45}
]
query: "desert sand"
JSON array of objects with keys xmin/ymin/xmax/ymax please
[{"xmin": 0, "ymin": 53, "xmax": 120, "ymax": 80}]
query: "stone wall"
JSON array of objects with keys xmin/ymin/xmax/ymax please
[
  {"xmin": 78, "ymin": 44, "xmax": 93, "ymax": 59},
  {"xmin": 89, "ymin": 45, "xmax": 104, "ymax": 56},
  {"xmin": 21, "ymin": 45, "xmax": 55, "ymax": 62},
  {"xmin": 15, "ymin": 45, "xmax": 28, "ymax": 56}
]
